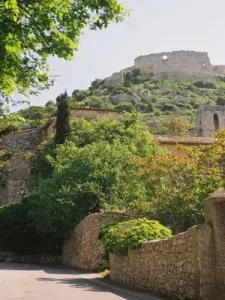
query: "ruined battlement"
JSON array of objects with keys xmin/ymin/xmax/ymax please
[{"xmin": 104, "ymin": 50, "xmax": 225, "ymax": 86}]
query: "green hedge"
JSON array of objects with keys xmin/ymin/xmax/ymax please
[
  {"xmin": 0, "ymin": 204, "xmax": 62, "ymax": 255},
  {"xmin": 99, "ymin": 218, "xmax": 172, "ymax": 255}
]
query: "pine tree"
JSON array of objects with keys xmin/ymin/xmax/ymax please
[{"xmin": 55, "ymin": 92, "xmax": 71, "ymax": 144}]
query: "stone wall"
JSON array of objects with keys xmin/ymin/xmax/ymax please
[
  {"xmin": 62, "ymin": 213, "xmax": 126, "ymax": 271},
  {"xmin": 0, "ymin": 129, "xmax": 44, "ymax": 205},
  {"xmin": 135, "ymin": 51, "xmax": 214, "ymax": 81},
  {"xmin": 43, "ymin": 108, "xmax": 121, "ymax": 138},
  {"xmin": 197, "ymin": 103, "xmax": 225, "ymax": 137},
  {"xmin": 109, "ymin": 190, "xmax": 225, "ymax": 300},
  {"xmin": 155, "ymin": 135, "xmax": 214, "ymax": 156},
  {"xmin": 105, "ymin": 51, "xmax": 225, "ymax": 85},
  {"xmin": 110, "ymin": 226, "xmax": 199, "ymax": 299}
]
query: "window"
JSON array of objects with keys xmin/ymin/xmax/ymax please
[{"xmin": 214, "ymin": 113, "xmax": 219, "ymax": 131}]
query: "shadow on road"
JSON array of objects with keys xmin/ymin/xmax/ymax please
[
  {"xmin": 37, "ymin": 276, "xmax": 153, "ymax": 300},
  {"xmin": 0, "ymin": 263, "xmax": 163, "ymax": 300}
]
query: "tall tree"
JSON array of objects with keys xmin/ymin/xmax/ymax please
[
  {"xmin": 0, "ymin": 0, "xmax": 125, "ymax": 99},
  {"xmin": 55, "ymin": 92, "xmax": 71, "ymax": 145}
]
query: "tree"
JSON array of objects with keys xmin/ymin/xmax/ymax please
[
  {"xmin": 0, "ymin": 0, "xmax": 125, "ymax": 98},
  {"xmin": 45, "ymin": 101, "xmax": 55, "ymax": 107},
  {"xmin": 27, "ymin": 114, "xmax": 161, "ymax": 238},
  {"xmin": 122, "ymin": 146, "xmax": 223, "ymax": 233},
  {"xmin": 55, "ymin": 92, "xmax": 71, "ymax": 145},
  {"xmin": 154, "ymin": 116, "xmax": 190, "ymax": 136}
]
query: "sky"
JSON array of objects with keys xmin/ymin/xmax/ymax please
[{"xmin": 17, "ymin": 0, "xmax": 225, "ymax": 110}]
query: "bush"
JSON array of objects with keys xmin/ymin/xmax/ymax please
[
  {"xmin": 216, "ymin": 97, "xmax": 225, "ymax": 106},
  {"xmin": 0, "ymin": 204, "xmax": 62, "ymax": 254},
  {"xmin": 193, "ymin": 80, "xmax": 216, "ymax": 89},
  {"xmin": 115, "ymin": 102, "xmax": 135, "ymax": 112},
  {"xmin": 161, "ymin": 103, "xmax": 177, "ymax": 112},
  {"xmin": 99, "ymin": 218, "xmax": 172, "ymax": 255}
]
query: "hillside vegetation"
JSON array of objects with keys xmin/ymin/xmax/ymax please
[{"xmin": 5, "ymin": 68, "xmax": 225, "ymax": 136}]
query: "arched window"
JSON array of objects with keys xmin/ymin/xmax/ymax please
[{"xmin": 214, "ymin": 113, "xmax": 219, "ymax": 131}]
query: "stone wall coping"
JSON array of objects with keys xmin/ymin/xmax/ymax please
[
  {"xmin": 155, "ymin": 135, "xmax": 214, "ymax": 145},
  {"xmin": 134, "ymin": 225, "xmax": 201, "ymax": 249},
  {"xmin": 207, "ymin": 189, "xmax": 225, "ymax": 204}
]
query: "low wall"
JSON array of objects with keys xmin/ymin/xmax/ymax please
[
  {"xmin": 110, "ymin": 226, "xmax": 199, "ymax": 299},
  {"xmin": 62, "ymin": 212, "xmax": 125, "ymax": 271},
  {"xmin": 0, "ymin": 252, "xmax": 62, "ymax": 265},
  {"xmin": 109, "ymin": 190, "xmax": 225, "ymax": 300}
]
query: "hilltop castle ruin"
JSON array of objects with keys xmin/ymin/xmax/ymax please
[{"xmin": 104, "ymin": 51, "xmax": 225, "ymax": 86}]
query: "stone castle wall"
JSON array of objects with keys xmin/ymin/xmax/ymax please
[
  {"xmin": 62, "ymin": 212, "xmax": 126, "ymax": 271},
  {"xmin": 104, "ymin": 51, "xmax": 225, "ymax": 85},
  {"xmin": 109, "ymin": 190, "xmax": 225, "ymax": 300}
]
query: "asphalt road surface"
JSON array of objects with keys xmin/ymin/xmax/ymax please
[{"xmin": 0, "ymin": 263, "xmax": 161, "ymax": 300}]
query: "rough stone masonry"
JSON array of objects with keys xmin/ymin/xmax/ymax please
[
  {"xmin": 104, "ymin": 51, "xmax": 225, "ymax": 86},
  {"xmin": 109, "ymin": 189, "xmax": 225, "ymax": 300}
]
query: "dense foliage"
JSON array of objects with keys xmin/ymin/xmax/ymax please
[
  {"xmin": 121, "ymin": 131, "xmax": 225, "ymax": 232},
  {"xmin": 0, "ymin": 204, "xmax": 61, "ymax": 254},
  {"xmin": 99, "ymin": 218, "xmax": 172, "ymax": 255},
  {"xmin": 0, "ymin": 0, "xmax": 125, "ymax": 99},
  {"xmin": 27, "ymin": 114, "xmax": 161, "ymax": 238},
  {"xmin": 0, "ymin": 114, "xmax": 25, "ymax": 137},
  {"xmin": 12, "ymin": 73, "xmax": 225, "ymax": 134},
  {"xmin": 18, "ymin": 103, "xmax": 56, "ymax": 125}
]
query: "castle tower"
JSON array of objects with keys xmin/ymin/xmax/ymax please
[{"xmin": 197, "ymin": 103, "xmax": 225, "ymax": 137}]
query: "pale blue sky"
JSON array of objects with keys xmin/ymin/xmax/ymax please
[{"xmin": 19, "ymin": 0, "xmax": 225, "ymax": 110}]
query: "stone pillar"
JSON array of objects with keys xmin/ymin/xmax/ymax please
[{"xmin": 200, "ymin": 189, "xmax": 225, "ymax": 300}]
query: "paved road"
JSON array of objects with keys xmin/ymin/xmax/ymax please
[{"xmin": 0, "ymin": 263, "xmax": 161, "ymax": 300}]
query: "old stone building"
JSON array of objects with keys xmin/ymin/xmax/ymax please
[
  {"xmin": 0, "ymin": 108, "xmax": 120, "ymax": 205},
  {"xmin": 104, "ymin": 50, "xmax": 225, "ymax": 86},
  {"xmin": 197, "ymin": 103, "xmax": 225, "ymax": 137}
]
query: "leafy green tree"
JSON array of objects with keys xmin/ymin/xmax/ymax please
[
  {"xmin": 122, "ymin": 134, "xmax": 225, "ymax": 233},
  {"xmin": 55, "ymin": 92, "xmax": 71, "ymax": 145},
  {"xmin": 0, "ymin": 114, "xmax": 25, "ymax": 136},
  {"xmin": 153, "ymin": 116, "xmax": 190, "ymax": 136},
  {"xmin": 45, "ymin": 101, "xmax": 55, "ymax": 107},
  {"xmin": 18, "ymin": 105, "xmax": 55, "ymax": 125},
  {"xmin": 0, "ymin": 0, "xmax": 125, "ymax": 98},
  {"xmin": 27, "ymin": 114, "xmax": 161, "ymax": 238}
]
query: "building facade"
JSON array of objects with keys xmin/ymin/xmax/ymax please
[{"xmin": 197, "ymin": 103, "xmax": 225, "ymax": 137}]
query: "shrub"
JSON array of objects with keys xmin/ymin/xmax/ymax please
[
  {"xmin": 161, "ymin": 103, "xmax": 177, "ymax": 112},
  {"xmin": 115, "ymin": 102, "xmax": 135, "ymax": 112},
  {"xmin": 146, "ymin": 102, "xmax": 154, "ymax": 112},
  {"xmin": 216, "ymin": 97, "xmax": 225, "ymax": 106},
  {"xmin": 193, "ymin": 80, "xmax": 216, "ymax": 89},
  {"xmin": 0, "ymin": 204, "xmax": 62, "ymax": 254},
  {"xmin": 99, "ymin": 218, "xmax": 172, "ymax": 255}
]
